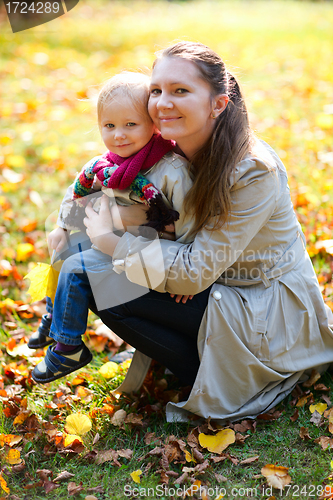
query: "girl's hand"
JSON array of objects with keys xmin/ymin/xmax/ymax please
[
  {"xmin": 170, "ymin": 294, "xmax": 194, "ymax": 304},
  {"xmin": 84, "ymin": 195, "xmax": 114, "ymax": 246},
  {"xmin": 47, "ymin": 227, "xmax": 69, "ymax": 253},
  {"xmin": 92, "ymin": 175, "xmax": 103, "ymax": 189}
]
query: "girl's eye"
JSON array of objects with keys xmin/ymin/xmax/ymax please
[
  {"xmin": 175, "ymin": 88, "xmax": 188, "ymax": 94},
  {"xmin": 127, "ymin": 122, "xmax": 136, "ymax": 127},
  {"xmin": 105, "ymin": 123, "xmax": 114, "ymax": 128},
  {"xmin": 150, "ymin": 88, "xmax": 161, "ymax": 96}
]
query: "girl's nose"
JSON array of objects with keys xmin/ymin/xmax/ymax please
[{"xmin": 114, "ymin": 129, "xmax": 126, "ymax": 140}]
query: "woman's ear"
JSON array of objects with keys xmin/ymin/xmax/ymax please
[{"xmin": 211, "ymin": 94, "xmax": 229, "ymax": 118}]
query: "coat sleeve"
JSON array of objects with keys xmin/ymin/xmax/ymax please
[{"xmin": 112, "ymin": 158, "xmax": 279, "ymax": 295}]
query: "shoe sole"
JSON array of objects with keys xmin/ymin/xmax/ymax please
[
  {"xmin": 31, "ymin": 351, "xmax": 93, "ymax": 384},
  {"xmin": 28, "ymin": 339, "xmax": 55, "ymax": 349}
]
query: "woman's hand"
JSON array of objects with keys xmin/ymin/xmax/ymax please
[
  {"xmin": 170, "ymin": 294, "xmax": 194, "ymax": 304},
  {"xmin": 111, "ymin": 204, "xmax": 176, "ymax": 240},
  {"xmin": 111, "ymin": 203, "xmax": 149, "ymax": 232},
  {"xmin": 83, "ymin": 195, "xmax": 120, "ymax": 255}
]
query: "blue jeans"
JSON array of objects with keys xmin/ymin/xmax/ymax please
[{"xmin": 48, "ymin": 232, "xmax": 211, "ymax": 385}]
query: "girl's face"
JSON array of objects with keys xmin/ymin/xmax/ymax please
[
  {"xmin": 148, "ymin": 57, "xmax": 216, "ymax": 159},
  {"xmin": 100, "ymin": 95, "xmax": 156, "ymax": 158}
]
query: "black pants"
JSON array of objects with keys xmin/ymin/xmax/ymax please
[{"xmin": 91, "ymin": 285, "xmax": 212, "ymax": 386}]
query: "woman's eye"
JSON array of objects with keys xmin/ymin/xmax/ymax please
[
  {"xmin": 105, "ymin": 123, "xmax": 114, "ymax": 128},
  {"xmin": 150, "ymin": 88, "xmax": 161, "ymax": 95},
  {"xmin": 127, "ymin": 122, "xmax": 136, "ymax": 127},
  {"xmin": 175, "ymin": 88, "xmax": 188, "ymax": 94}
]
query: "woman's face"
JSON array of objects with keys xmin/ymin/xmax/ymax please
[{"xmin": 148, "ymin": 57, "xmax": 216, "ymax": 159}]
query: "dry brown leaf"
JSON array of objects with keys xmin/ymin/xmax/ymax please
[
  {"xmin": 315, "ymin": 383, "xmax": 330, "ymax": 391},
  {"xmin": 296, "ymin": 393, "xmax": 313, "ymax": 407},
  {"xmin": 299, "ymin": 427, "xmax": 311, "ymax": 441},
  {"xmin": 303, "ymin": 369, "xmax": 321, "ymax": 387},
  {"xmin": 214, "ymin": 472, "xmax": 227, "ymax": 482},
  {"xmin": 111, "ymin": 409, "xmax": 126, "ymax": 426},
  {"xmin": 192, "ymin": 448, "xmax": 205, "ymax": 463},
  {"xmin": 44, "ymin": 480, "xmax": 60, "ymax": 494},
  {"xmin": 68, "ymin": 482, "xmax": 84, "ymax": 496},
  {"xmin": 93, "ymin": 433, "xmax": 100, "ymax": 445},
  {"xmin": 322, "ymin": 395, "xmax": 332, "ymax": 406},
  {"xmin": 54, "ymin": 471, "xmax": 75, "ymax": 482},
  {"xmin": 240, "ymin": 456, "xmax": 259, "ymax": 465},
  {"xmin": 117, "ymin": 449, "xmax": 133, "ymax": 460},
  {"xmin": 315, "ymin": 436, "xmax": 333, "ymax": 450},
  {"xmin": 233, "ymin": 420, "xmax": 254, "ymax": 433},
  {"xmin": 124, "ymin": 413, "xmax": 143, "ymax": 426},
  {"xmin": 261, "ymin": 464, "xmax": 291, "ymax": 490},
  {"xmin": 235, "ymin": 432, "xmax": 250, "ymax": 444},
  {"xmin": 290, "ymin": 408, "xmax": 299, "ymax": 422},
  {"xmin": 144, "ymin": 432, "xmax": 162, "ymax": 446},
  {"xmin": 310, "ymin": 410, "xmax": 323, "ymax": 426},
  {"xmin": 74, "ymin": 386, "xmax": 93, "ymax": 403},
  {"xmin": 36, "ymin": 469, "xmax": 52, "ymax": 481},
  {"xmin": 95, "ymin": 449, "xmax": 116, "ymax": 465}
]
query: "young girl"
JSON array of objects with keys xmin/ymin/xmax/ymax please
[{"xmin": 29, "ymin": 72, "xmax": 194, "ymax": 382}]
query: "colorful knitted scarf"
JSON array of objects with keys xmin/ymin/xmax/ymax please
[{"xmin": 64, "ymin": 133, "xmax": 180, "ymax": 233}]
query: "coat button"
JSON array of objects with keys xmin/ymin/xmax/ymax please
[{"xmin": 213, "ymin": 290, "xmax": 222, "ymax": 300}]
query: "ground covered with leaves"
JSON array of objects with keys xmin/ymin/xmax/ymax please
[{"xmin": 1, "ymin": 0, "xmax": 333, "ymax": 498}]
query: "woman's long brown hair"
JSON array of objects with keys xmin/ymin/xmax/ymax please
[{"xmin": 153, "ymin": 42, "xmax": 254, "ymax": 237}]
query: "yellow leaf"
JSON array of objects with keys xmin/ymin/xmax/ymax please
[
  {"xmin": 130, "ymin": 469, "xmax": 142, "ymax": 484},
  {"xmin": 64, "ymin": 434, "xmax": 83, "ymax": 447},
  {"xmin": 65, "ymin": 413, "xmax": 92, "ymax": 436},
  {"xmin": 261, "ymin": 464, "xmax": 291, "ymax": 490},
  {"xmin": 0, "ymin": 473, "xmax": 10, "ymax": 494},
  {"xmin": 24, "ymin": 262, "xmax": 62, "ymax": 303},
  {"xmin": 309, "ymin": 403, "xmax": 327, "ymax": 415},
  {"xmin": 316, "ymin": 114, "xmax": 333, "ymax": 129},
  {"xmin": 5, "ymin": 154, "xmax": 26, "ymax": 168},
  {"xmin": 185, "ymin": 449, "xmax": 196, "ymax": 463},
  {"xmin": 120, "ymin": 358, "xmax": 132, "ymax": 370},
  {"xmin": 42, "ymin": 146, "xmax": 60, "ymax": 161},
  {"xmin": 198, "ymin": 429, "xmax": 235, "ymax": 454},
  {"xmin": 5, "ymin": 449, "xmax": 22, "ymax": 465},
  {"xmin": 13, "ymin": 413, "xmax": 29, "ymax": 426},
  {"xmin": 16, "ymin": 243, "xmax": 35, "ymax": 262},
  {"xmin": 99, "ymin": 361, "xmax": 119, "ymax": 379},
  {"xmin": 0, "ymin": 434, "xmax": 22, "ymax": 446}
]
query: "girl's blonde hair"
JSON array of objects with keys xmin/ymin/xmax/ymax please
[
  {"xmin": 97, "ymin": 72, "xmax": 151, "ymax": 127},
  {"xmin": 153, "ymin": 42, "xmax": 254, "ymax": 237}
]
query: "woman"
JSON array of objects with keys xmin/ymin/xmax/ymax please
[{"xmin": 43, "ymin": 42, "xmax": 333, "ymax": 423}]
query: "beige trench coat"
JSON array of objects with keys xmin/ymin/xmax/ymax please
[{"xmin": 112, "ymin": 141, "xmax": 333, "ymax": 423}]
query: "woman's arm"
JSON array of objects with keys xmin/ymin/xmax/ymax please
[{"xmin": 111, "ymin": 158, "xmax": 280, "ymax": 295}]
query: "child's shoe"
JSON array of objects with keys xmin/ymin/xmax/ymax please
[
  {"xmin": 28, "ymin": 314, "xmax": 54, "ymax": 349},
  {"xmin": 31, "ymin": 343, "xmax": 92, "ymax": 384}
]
